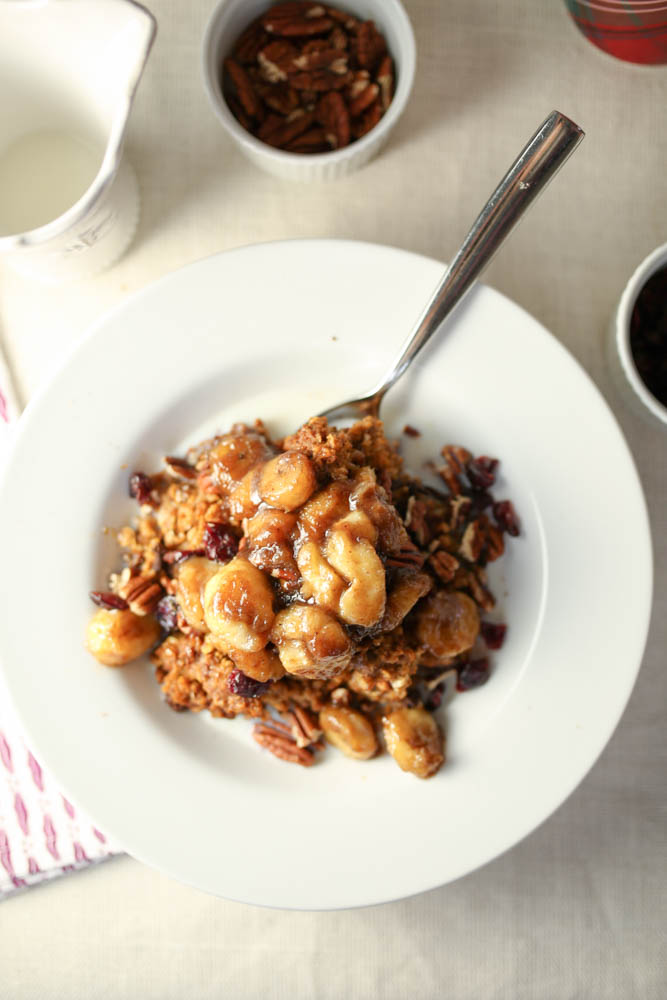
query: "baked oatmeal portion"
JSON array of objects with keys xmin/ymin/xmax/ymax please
[{"xmin": 86, "ymin": 417, "xmax": 520, "ymax": 778}]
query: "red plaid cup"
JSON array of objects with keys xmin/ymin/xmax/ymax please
[{"xmin": 565, "ymin": 0, "xmax": 667, "ymax": 63}]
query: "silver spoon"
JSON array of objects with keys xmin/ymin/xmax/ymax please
[{"xmin": 321, "ymin": 110, "xmax": 584, "ymax": 424}]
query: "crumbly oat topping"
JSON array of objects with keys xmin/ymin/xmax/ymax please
[{"xmin": 86, "ymin": 417, "xmax": 519, "ymax": 778}]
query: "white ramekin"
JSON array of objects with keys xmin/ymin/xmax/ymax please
[
  {"xmin": 202, "ymin": 0, "xmax": 416, "ymax": 181},
  {"xmin": 610, "ymin": 242, "xmax": 667, "ymax": 429}
]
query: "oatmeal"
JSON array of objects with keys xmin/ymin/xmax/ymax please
[{"xmin": 86, "ymin": 417, "xmax": 520, "ymax": 778}]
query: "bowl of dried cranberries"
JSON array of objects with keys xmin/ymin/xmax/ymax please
[{"xmin": 202, "ymin": 0, "xmax": 416, "ymax": 180}]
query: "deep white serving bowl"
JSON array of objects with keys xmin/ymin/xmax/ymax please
[
  {"xmin": 611, "ymin": 242, "xmax": 667, "ymax": 428},
  {"xmin": 202, "ymin": 0, "xmax": 416, "ymax": 181}
]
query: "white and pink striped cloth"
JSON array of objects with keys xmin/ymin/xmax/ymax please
[{"xmin": 0, "ymin": 351, "xmax": 120, "ymax": 898}]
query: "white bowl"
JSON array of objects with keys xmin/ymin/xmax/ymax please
[
  {"xmin": 202, "ymin": 0, "xmax": 416, "ymax": 181},
  {"xmin": 611, "ymin": 242, "xmax": 667, "ymax": 428},
  {"xmin": 0, "ymin": 241, "xmax": 652, "ymax": 909}
]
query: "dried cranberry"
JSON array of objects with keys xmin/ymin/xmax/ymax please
[
  {"xmin": 403, "ymin": 424, "xmax": 421, "ymax": 438},
  {"xmin": 469, "ymin": 490, "xmax": 494, "ymax": 516},
  {"xmin": 425, "ymin": 683, "xmax": 445, "ymax": 711},
  {"xmin": 155, "ymin": 595, "xmax": 180, "ymax": 633},
  {"xmin": 129, "ymin": 471, "xmax": 153, "ymax": 505},
  {"xmin": 466, "ymin": 456, "xmax": 498, "ymax": 490},
  {"xmin": 457, "ymin": 658, "xmax": 490, "ymax": 691},
  {"xmin": 480, "ymin": 622, "xmax": 507, "ymax": 650},
  {"xmin": 493, "ymin": 500, "xmax": 520, "ymax": 536},
  {"xmin": 228, "ymin": 669, "xmax": 269, "ymax": 699},
  {"xmin": 203, "ymin": 522, "xmax": 238, "ymax": 562},
  {"xmin": 89, "ymin": 591, "xmax": 128, "ymax": 611}
]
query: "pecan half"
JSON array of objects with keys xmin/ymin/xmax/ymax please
[
  {"xmin": 290, "ymin": 68, "xmax": 351, "ymax": 91},
  {"xmin": 123, "ymin": 575, "xmax": 163, "ymax": 616},
  {"xmin": 459, "ymin": 521, "xmax": 485, "ymax": 563},
  {"xmin": 252, "ymin": 723, "xmax": 316, "ymax": 766},
  {"xmin": 285, "ymin": 126, "xmax": 332, "ymax": 152},
  {"xmin": 292, "ymin": 47, "xmax": 348, "ymax": 74},
  {"xmin": 262, "ymin": 4, "xmax": 333, "ymax": 38},
  {"xmin": 485, "ymin": 522, "xmax": 505, "ymax": 562},
  {"xmin": 355, "ymin": 20, "xmax": 387, "ymax": 69},
  {"xmin": 233, "ymin": 22, "xmax": 270, "ymax": 64},
  {"xmin": 428, "ymin": 549, "xmax": 460, "ymax": 583},
  {"xmin": 281, "ymin": 704, "xmax": 323, "ymax": 747},
  {"xmin": 347, "ymin": 81, "xmax": 379, "ymax": 117},
  {"xmin": 326, "ymin": 6, "xmax": 359, "ymax": 31},
  {"xmin": 316, "ymin": 91, "xmax": 350, "ymax": 147},
  {"xmin": 258, "ymin": 39, "xmax": 297, "ymax": 82},
  {"xmin": 376, "ymin": 54, "xmax": 394, "ymax": 110},
  {"xmin": 385, "ymin": 545, "xmax": 426, "ymax": 570},
  {"xmin": 224, "ymin": 58, "xmax": 262, "ymax": 119},
  {"xmin": 261, "ymin": 108, "xmax": 316, "ymax": 147},
  {"xmin": 352, "ymin": 98, "xmax": 382, "ymax": 139}
]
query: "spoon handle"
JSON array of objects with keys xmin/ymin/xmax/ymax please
[{"xmin": 369, "ymin": 110, "xmax": 584, "ymax": 407}]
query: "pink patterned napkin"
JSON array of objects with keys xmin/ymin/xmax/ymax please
[{"xmin": 0, "ymin": 353, "xmax": 121, "ymax": 898}]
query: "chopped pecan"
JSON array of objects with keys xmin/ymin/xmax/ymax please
[
  {"xmin": 329, "ymin": 686, "xmax": 351, "ymax": 707},
  {"xmin": 90, "ymin": 591, "xmax": 128, "ymax": 611},
  {"xmin": 454, "ymin": 566, "xmax": 496, "ymax": 612},
  {"xmin": 404, "ymin": 496, "xmax": 430, "ymax": 547},
  {"xmin": 163, "ymin": 455, "xmax": 197, "ymax": 480},
  {"xmin": 316, "ymin": 91, "xmax": 350, "ymax": 147},
  {"xmin": 439, "ymin": 445, "xmax": 472, "ymax": 495},
  {"xmin": 448, "ymin": 495, "xmax": 472, "ymax": 532},
  {"xmin": 459, "ymin": 520, "xmax": 485, "ymax": 563},
  {"xmin": 423, "ymin": 667, "xmax": 457, "ymax": 692},
  {"xmin": 252, "ymin": 723, "xmax": 316, "ymax": 766},
  {"xmin": 428, "ymin": 550, "xmax": 460, "ymax": 583}
]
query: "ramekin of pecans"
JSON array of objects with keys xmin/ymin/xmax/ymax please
[
  {"xmin": 202, "ymin": 0, "xmax": 416, "ymax": 180},
  {"xmin": 611, "ymin": 241, "xmax": 667, "ymax": 429}
]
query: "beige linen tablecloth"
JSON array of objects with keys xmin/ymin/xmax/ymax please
[{"xmin": 0, "ymin": 1, "xmax": 665, "ymax": 996}]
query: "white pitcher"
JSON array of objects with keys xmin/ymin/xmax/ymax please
[{"xmin": 0, "ymin": 0, "xmax": 156, "ymax": 281}]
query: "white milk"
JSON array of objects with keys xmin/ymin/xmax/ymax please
[{"xmin": 0, "ymin": 131, "xmax": 103, "ymax": 237}]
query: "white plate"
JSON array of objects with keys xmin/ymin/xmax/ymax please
[{"xmin": 0, "ymin": 241, "xmax": 652, "ymax": 909}]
